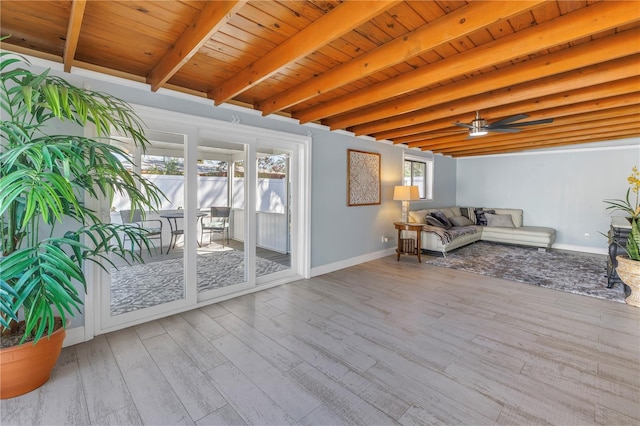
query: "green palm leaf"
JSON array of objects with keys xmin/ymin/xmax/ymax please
[{"xmin": 1, "ymin": 48, "xmax": 166, "ymax": 343}]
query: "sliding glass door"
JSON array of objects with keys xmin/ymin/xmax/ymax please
[
  {"xmin": 196, "ymin": 143, "xmax": 249, "ymax": 298},
  {"xmin": 93, "ymin": 104, "xmax": 310, "ymax": 336},
  {"xmin": 103, "ymin": 131, "xmax": 189, "ymax": 326},
  {"xmin": 256, "ymin": 150, "xmax": 292, "ymax": 279}
]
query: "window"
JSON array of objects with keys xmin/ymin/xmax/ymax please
[{"xmin": 403, "ymin": 155, "xmax": 433, "ymax": 200}]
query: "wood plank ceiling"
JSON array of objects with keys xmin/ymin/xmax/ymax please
[{"xmin": 1, "ymin": 0, "xmax": 639, "ymax": 157}]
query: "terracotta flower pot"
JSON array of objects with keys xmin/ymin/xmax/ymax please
[
  {"xmin": 0, "ymin": 325, "xmax": 66, "ymax": 399},
  {"xmin": 616, "ymin": 255, "xmax": 640, "ymax": 308}
]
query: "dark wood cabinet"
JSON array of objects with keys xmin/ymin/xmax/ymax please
[{"xmin": 607, "ymin": 217, "xmax": 632, "ymax": 289}]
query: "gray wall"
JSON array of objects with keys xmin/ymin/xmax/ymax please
[
  {"xmin": 411, "ymin": 155, "xmax": 457, "ymax": 211},
  {"xmin": 456, "ymin": 142, "xmax": 640, "ymax": 252},
  {"xmin": 309, "ymin": 141, "xmax": 456, "ymax": 267},
  {"xmin": 310, "ymin": 134, "xmax": 397, "ymax": 266}
]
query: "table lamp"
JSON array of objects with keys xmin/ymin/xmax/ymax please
[{"xmin": 393, "ymin": 185, "xmax": 420, "ymax": 223}]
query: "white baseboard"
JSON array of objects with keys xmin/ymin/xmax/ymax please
[
  {"xmin": 311, "ymin": 247, "xmax": 396, "ymax": 277},
  {"xmin": 552, "ymin": 243, "xmax": 608, "ymax": 255}
]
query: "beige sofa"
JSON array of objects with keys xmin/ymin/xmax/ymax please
[{"xmin": 408, "ymin": 206, "xmax": 556, "ymax": 255}]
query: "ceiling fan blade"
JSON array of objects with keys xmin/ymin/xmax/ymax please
[
  {"xmin": 486, "ymin": 113, "xmax": 529, "ymax": 128},
  {"xmin": 502, "ymin": 118, "xmax": 554, "ymax": 128},
  {"xmin": 487, "ymin": 127, "xmax": 521, "ymax": 133},
  {"xmin": 453, "ymin": 121, "xmax": 474, "ymax": 129}
]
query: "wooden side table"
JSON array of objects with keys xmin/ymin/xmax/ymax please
[{"xmin": 394, "ymin": 222, "xmax": 423, "ymax": 262}]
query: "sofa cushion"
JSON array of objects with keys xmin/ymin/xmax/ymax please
[
  {"xmin": 475, "ymin": 209, "xmax": 495, "ymax": 226},
  {"xmin": 408, "ymin": 209, "xmax": 431, "ymax": 223},
  {"xmin": 481, "ymin": 226, "xmax": 556, "ymax": 248},
  {"xmin": 425, "ymin": 216, "xmax": 446, "ymax": 228},
  {"xmin": 450, "ymin": 215, "xmax": 474, "ymax": 227},
  {"xmin": 409, "ymin": 207, "xmax": 461, "ymax": 222},
  {"xmin": 431, "ymin": 211, "xmax": 453, "ymax": 229},
  {"xmin": 459, "ymin": 207, "xmax": 477, "ymax": 224},
  {"xmin": 485, "ymin": 213, "xmax": 515, "ymax": 228},
  {"xmin": 490, "ymin": 208, "xmax": 524, "ymax": 228},
  {"xmin": 431, "ymin": 207, "xmax": 457, "ymax": 218},
  {"xmin": 448, "ymin": 207, "xmax": 462, "ymax": 217}
]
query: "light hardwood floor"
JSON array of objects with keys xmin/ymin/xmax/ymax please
[{"xmin": 2, "ymin": 256, "xmax": 639, "ymax": 425}]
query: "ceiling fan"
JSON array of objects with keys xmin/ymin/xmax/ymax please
[{"xmin": 453, "ymin": 112, "xmax": 553, "ymax": 137}]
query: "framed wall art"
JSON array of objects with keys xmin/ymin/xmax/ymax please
[{"xmin": 347, "ymin": 149, "xmax": 381, "ymax": 206}]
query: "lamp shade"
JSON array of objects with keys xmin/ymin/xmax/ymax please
[{"xmin": 393, "ymin": 185, "xmax": 420, "ymax": 201}]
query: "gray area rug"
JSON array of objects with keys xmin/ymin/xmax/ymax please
[
  {"xmin": 423, "ymin": 242, "xmax": 625, "ymax": 303},
  {"xmin": 110, "ymin": 250, "xmax": 288, "ymax": 315}
]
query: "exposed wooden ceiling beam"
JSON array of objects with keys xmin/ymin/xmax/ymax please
[
  {"xmin": 416, "ymin": 111, "xmax": 640, "ymax": 152},
  {"xmin": 209, "ymin": 1, "xmax": 401, "ymax": 105},
  {"xmin": 429, "ymin": 125, "xmax": 640, "ymax": 157},
  {"xmin": 147, "ymin": 0, "xmax": 247, "ymax": 92},
  {"xmin": 374, "ymin": 77, "xmax": 640, "ymax": 141},
  {"xmin": 0, "ymin": 43, "xmax": 62, "ymax": 64},
  {"xmin": 325, "ymin": 27, "xmax": 640, "ymax": 130},
  {"xmin": 393, "ymin": 92, "xmax": 639, "ymax": 145},
  {"xmin": 350, "ymin": 53, "xmax": 640, "ymax": 136},
  {"xmin": 63, "ymin": 0, "xmax": 86, "ymax": 73},
  {"xmin": 413, "ymin": 106, "xmax": 640, "ymax": 149},
  {"xmin": 416, "ymin": 117, "xmax": 639, "ymax": 153},
  {"xmin": 447, "ymin": 125, "xmax": 640, "ymax": 157},
  {"xmin": 294, "ymin": 2, "xmax": 640, "ymax": 125},
  {"xmin": 255, "ymin": 0, "xmax": 545, "ymax": 116},
  {"xmin": 451, "ymin": 132, "xmax": 639, "ymax": 157},
  {"xmin": 394, "ymin": 100, "xmax": 639, "ymax": 145}
]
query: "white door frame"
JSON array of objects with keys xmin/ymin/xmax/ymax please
[{"xmin": 82, "ymin": 104, "xmax": 311, "ymax": 339}]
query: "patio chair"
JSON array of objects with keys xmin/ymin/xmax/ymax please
[
  {"xmin": 200, "ymin": 207, "xmax": 231, "ymax": 247},
  {"xmin": 119, "ymin": 209, "xmax": 163, "ymax": 255}
]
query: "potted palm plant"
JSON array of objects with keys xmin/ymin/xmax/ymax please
[
  {"xmin": 0, "ymin": 48, "xmax": 165, "ymax": 398},
  {"xmin": 604, "ymin": 166, "xmax": 640, "ymax": 307}
]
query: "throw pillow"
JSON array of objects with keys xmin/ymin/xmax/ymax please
[
  {"xmin": 485, "ymin": 213, "xmax": 515, "ymax": 228},
  {"xmin": 460, "ymin": 207, "xmax": 477, "ymax": 224},
  {"xmin": 450, "ymin": 215, "xmax": 474, "ymax": 227},
  {"xmin": 424, "ymin": 216, "xmax": 445, "ymax": 228},
  {"xmin": 430, "ymin": 211, "xmax": 453, "ymax": 229},
  {"xmin": 474, "ymin": 208, "xmax": 495, "ymax": 226}
]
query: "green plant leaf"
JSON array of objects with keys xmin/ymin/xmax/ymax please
[
  {"xmin": 0, "ymin": 279, "xmax": 20, "ymax": 328},
  {"xmin": 1, "ymin": 51, "xmax": 165, "ymax": 343},
  {"xmin": 625, "ymin": 219, "xmax": 640, "ymax": 261}
]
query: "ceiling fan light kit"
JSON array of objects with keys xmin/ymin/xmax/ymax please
[
  {"xmin": 469, "ymin": 127, "xmax": 488, "ymax": 137},
  {"xmin": 469, "ymin": 115, "xmax": 488, "ymax": 137}
]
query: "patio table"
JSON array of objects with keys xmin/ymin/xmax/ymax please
[{"xmin": 160, "ymin": 211, "xmax": 207, "ymax": 254}]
